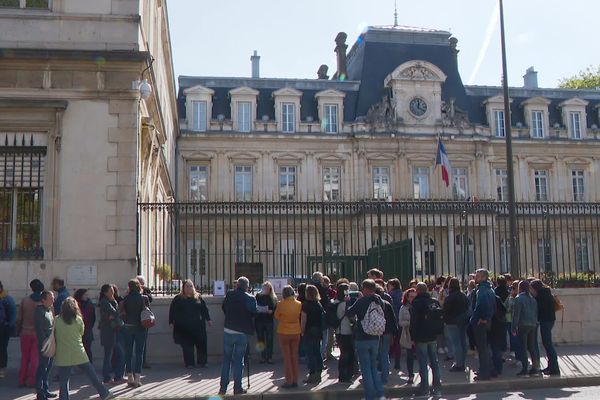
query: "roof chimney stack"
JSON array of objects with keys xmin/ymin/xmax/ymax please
[
  {"xmin": 251, "ymin": 50, "xmax": 260, "ymax": 78},
  {"xmin": 334, "ymin": 32, "xmax": 348, "ymax": 80},
  {"xmin": 523, "ymin": 66, "xmax": 538, "ymax": 89}
]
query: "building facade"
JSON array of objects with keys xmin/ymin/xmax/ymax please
[
  {"xmin": 0, "ymin": 0, "xmax": 178, "ymax": 295},
  {"xmin": 171, "ymin": 26, "xmax": 600, "ymax": 287}
]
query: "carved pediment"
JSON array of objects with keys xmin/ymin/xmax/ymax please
[
  {"xmin": 184, "ymin": 151, "xmax": 214, "ymax": 160},
  {"xmin": 558, "ymin": 97, "xmax": 589, "ymax": 108},
  {"xmin": 315, "ymin": 89, "xmax": 345, "ymax": 99},
  {"xmin": 229, "ymin": 87, "xmax": 259, "ymax": 96},
  {"xmin": 366, "ymin": 152, "xmax": 397, "ymax": 162},
  {"xmin": 315, "ymin": 153, "xmax": 349, "ymax": 162},
  {"xmin": 183, "ymin": 85, "xmax": 215, "ymax": 96},
  {"xmin": 521, "ymin": 96, "xmax": 551, "ymax": 107},
  {"xmin": 384, "ymin": 60, "xmax": 447, "ymax": 86},
  {"xmin": 483, "ymin": 95, "xmax": 513, "ymax": 105},
  {"xmin": 227, "ymin": 151, "xmax": 260, "ymax": 161},
  {"xmin": 272, "ymin": 152, "xmax": 304, "ymax": 162},
  {"xmin": 273, "ymin": 87, "xmax": 303, "ymax": 97}
]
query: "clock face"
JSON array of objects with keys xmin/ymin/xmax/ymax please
[{"xmin": 409, "ymin": 97, "xmax": 428, "ymax": 117}]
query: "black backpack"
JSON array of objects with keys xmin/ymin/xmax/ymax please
[
  {"xmin": 325, "ymin": 301, "xmax": 342, "ymax": 329},
  {"xmin": 493, "ymin": 296, "xmax": 507, "ymax": 324},
  {"xmin": 423, "ymin": 298, "xmax": 444, "ymax": 336}
]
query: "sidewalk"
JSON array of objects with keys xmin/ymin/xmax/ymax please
[{"xmin": 2, "ymin": 345, "xmax": 600, "ymax": 400}]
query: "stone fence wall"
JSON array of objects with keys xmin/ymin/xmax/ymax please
[{"xmin": 6, "ymin": 288, "xmax": 599, "ymax": 365}]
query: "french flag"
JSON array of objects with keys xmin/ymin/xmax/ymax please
[{"xmin": 435, "ymin": 137, "xmax": 451, "ymax": 187}]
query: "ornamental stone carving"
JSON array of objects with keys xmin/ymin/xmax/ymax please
[{"xmin": 399, "ymin": 63, "xmax": 439, "ymax": 81}]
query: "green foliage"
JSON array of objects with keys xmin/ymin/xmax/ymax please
[
  {"xmin": 0, "ymin": 0, "xmax": 19, "ymax": 7},
  {"xmin": 26, "ymin": 0, "xmax": 49, "ymax": 8},
  {"xmin": 559, "ymin": 65, "xmax": 600, "ymax": 89},
  {"xmin": 155, "ymin": 263, "xmax": 173, "ymax": 282},
  {"xmin": 543, "ymin": 271, "xmax": 600, "ymax": 288}
]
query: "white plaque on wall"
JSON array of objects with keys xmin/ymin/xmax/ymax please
[
  {"xmin": 67, "ymin": 265, "xmax": 97, "ymax": 286},
  {"xmin": 213, "ymin": 280, "xmax": 226, "ymax": 296}
]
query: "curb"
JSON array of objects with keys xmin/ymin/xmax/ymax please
[{"xmin": 129, "ymin": 374, "xmax": 600, "ymax": 400}]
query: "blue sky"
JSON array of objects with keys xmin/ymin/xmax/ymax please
[{"xmin": 167, "ymin": 0, "xmax": 597, "ymax": 88}]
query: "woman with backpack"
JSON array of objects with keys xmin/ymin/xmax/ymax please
[
  {"xmin": 255, "ymin": 281, "xmax": 277, "ymax": 364},
  {"xmin": 398, "ymin": 288, "xmax": 416, "ymax": 384},
  {"xmin": 54, "ymin": 297, "xmax": 114, "ymax": 400},
  {"xmin": 120, "ymin": 279, "xmax": 149, "ymax": 388},
  {"xmin": 98, "ymin": 284, "xmax": 125, "ymax": 384}
]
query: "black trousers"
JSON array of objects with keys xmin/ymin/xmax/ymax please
[
  {"xmin": 0, "ymin": 327, "xmax": 9, "ymax": 368},
  {"xmin": 181, "ymin": 334, "xmax": 207, "ymax": 367},
  {"xmin": 337, "ymin": 334, "xmax": 355, "ymax": 382}
]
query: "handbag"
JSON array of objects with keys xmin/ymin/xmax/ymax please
[
  {"xmin": 41, "ymin": 325, "xmax": 56, "ymax": 358},
  {"xmin": 553, "ymin": 294, "xmax": 564, "ymax": 312},
  {"xmin": 399, "ymin": 326, "xmax": 412, "ymax": 349},
  {"xmin": 140, "ymin": 296, "xmax": 155, "ymax": 329},
  {"xmin": 110, "ymin": 316, "xmax": 125, "ymax": 330}
]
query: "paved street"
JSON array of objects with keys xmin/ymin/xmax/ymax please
[
  {"xmin": 439, "ymin": 386, "xmax": 600, "ymax": 400},
  {"xmin": 2, "ymin": 345, "xmax": 600, "ymax": 399}
]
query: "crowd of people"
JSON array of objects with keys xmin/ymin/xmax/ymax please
[{"xmin": 0, "ymin": 267, "xmax": 562, "ymax": 400}]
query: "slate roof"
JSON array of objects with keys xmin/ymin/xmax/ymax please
[{"xmin": 178, "ymin": 26, "xmax": 600, "ymax": 129}]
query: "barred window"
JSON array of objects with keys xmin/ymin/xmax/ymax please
[
  {"xmin": 1, "ymin": 134, "xmax": 46, "ymax": 259},
  {"xmin": 0, "ymin": 0, "xmax": 50, "ymax": 9}
]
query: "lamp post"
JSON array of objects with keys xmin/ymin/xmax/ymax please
[{"xmin": 499, "ymin": 0, "xmax": 519, "ymax": 279}]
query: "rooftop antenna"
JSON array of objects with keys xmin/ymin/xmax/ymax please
[{"xmin": 393, "ymin": 0, "xmax": 398, "ymax": 27}]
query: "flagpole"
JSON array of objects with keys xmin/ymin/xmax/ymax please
[{"xmin": 499, "ymin": 0, "xmax": 519, "ymax": 279}]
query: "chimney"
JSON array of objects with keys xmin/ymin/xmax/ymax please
[
  {"xmin": 334, "ymin": 32, "xmax": 348, "ymax": 80},
  {"xmin": 251, "ymin": 50, "xmax": 260, "ymax": 78},
  {"xmin": 523, "ymin": 66, "xmax": 538, "ymax": 89}
]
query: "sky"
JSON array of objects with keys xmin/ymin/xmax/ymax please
[{"xmin": 167, "ymin": 0, "xmax": 598, "ymax": 89}]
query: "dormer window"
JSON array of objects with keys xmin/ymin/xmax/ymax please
[
  {"xmin": 521, "ymin": 97, "xmax": 550, "ymax": 139},
  {"xmin": 281, "ymin": 103, "xmax": 296, "ymax": 133},
  {"xmin": 237, "ymin": 102, "xmax": 252, "ymax": 132},
  {"xmin": 192, "ymin": 101, "xmax": 207, "ymax": 132},
  {"xmin": 494, "ymin": 110, "xmax": 505, "ymax": 137},
  {"xmin": 324, "ymin": 104, "xmax": 339, "ymax": 133},
  {"xmin": 184, "ymin": 85, "xmax": 215, "ymax": 133},
  {"xmin": 273, "ymin": 87, "xmax": 302, "ymax": 133},
  {"xmin": 315, "ymin": 89, "xmax": 345, "ymax": 134},
  {"xmin": 531, "ymin": 111, "xmax": 544, "ymax": 138},
  {"xmin": 570, "ymin": 112, "xmax": 582, "ymax": 139},
  {"xmin": 559, "ymin": 97, "xmax": 588, "ymax": 139},
  {"xmin": 229, "ymin": 87, "xmax": 259, "ymax": 133}
]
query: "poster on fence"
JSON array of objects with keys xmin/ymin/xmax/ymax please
[
  {"xmin": 268, "ymin": 277, "xmax": 290, "ymax": 295},
  {"xmin": 213, "ymin": 280, "xmax": 226, "ymax": 296}
]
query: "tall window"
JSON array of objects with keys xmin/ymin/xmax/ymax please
[
  {"xmin": 494, "ymin": 110, "xmax": 505, "ymax": 137},
  {"xmin": 570, "ymin": 112, "xmax": 582, "ymax": 139},
  {"xmin": 413, "ymin": 167, "xmax": 429, "ymax": 199},
  {"xmin": 531, "ymin": 110, "xmax": 544, "ymax": 138},
  {"xmin": 189, "ymin": 165, "xmax": 208, "ymax": 201},
  {"xmin": 372, "ymin": 167, "xmax": 390, "ymax": 199},
  {"xmin": 192, "ymin": 101, "xmax": 207, "ymax": 132},
  {"xmin": 325, "ymin": 239, "xmax": 343, "ymax": 255},
  {"xmin": 279, "ymin": 166, "xmax": 296, "ymax": 201},
  {"xmin": 323, "ymin": 166, "xmax": 341, "ymax": 201},
  {"xmin": 452, "ymin": 168, "xmax": 468, "ymax": 199},
  {"xmin": 534, "ymin": 170, "xmax": 549, "ymax": 201},
  {"xmin": 323, "ymin": 104, "xmax": 338, "ymax": 133},
  {"xmin": 495, "ymin": 169, "xmax": 509, "ymax": 201},
  {"xmin": 234, "ymin": 165, "xmax": 252, "ymax": 201},
  {"xmin": 281, "ymin": 103, "xmax": 296, "ymax": 133},
  {"xmin": 235, "ymin": 239, "xmax": 253, "ymax": 263},
  {"xmin": 575, "ymin": 236, "xmax": 590, "ymax": 272},
  {"xmin": 416, "ymin": 235, "xmax": 435, "ymax": 276},
  {"xmin": 0, "ymin": 0, "xmax": 50, "ymax": 8},
  {"xmin": 237, "ymin": 102, "xmax": 252, "ymax": 132},
  {"xmin": 537, "ymin": 238, "xmax": 552, "ymax": 271},
  {"xmin": 1, "ymin": 135, "xmax": 45, "ymax": 259},
  {"xmin": 455, "ymin": 234, "xmax": 475, "ymax": 277},
  {"xmin": 500, "ymin": 238, "xmax": 511, "ymax": 272},
  {"xmin": 572, "ymin": 170, "xmax": 585, "ymax": 202}
]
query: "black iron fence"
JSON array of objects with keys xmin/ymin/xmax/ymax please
[{"xmin": 138, "ymin": 201, "xmax": 600, "ymax": 293}]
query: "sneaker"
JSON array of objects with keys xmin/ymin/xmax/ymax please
[
  {"xmin": 234, "ymin": 389, "xmax": 247, "ymax": 395},
  {"xmin": 46, "ymin": 393, "xmax": 58, "ymax": 399},
  {"xmin": 529, "ymin": 368, "xmax": 541, "ymax": 376},
  {"xmin": 430, "ymin": 387, "xmax": 442, "ymax": 397},
  {"xmin": 543, "ymin": 369, "xmax": 561, "ymax": 376},
  {"xmin": 449, "ymin": 365, "xmax": 465, "ymax": 372},
  {"xmin": 101, "ymin": 393, "xmax": 115, "ymax": 400}
]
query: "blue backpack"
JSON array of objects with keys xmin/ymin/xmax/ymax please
[{"xmin": 0, "ymin": 299, "xmax": 7, "ymax": 327}]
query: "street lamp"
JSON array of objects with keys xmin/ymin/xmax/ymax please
[{"xmin": 499, "ymin": 0, "xmax": 520, "ymax": 279}]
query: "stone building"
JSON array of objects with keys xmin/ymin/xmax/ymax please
[
  {"xmin": 0, "ymin": 0, "xmax": 177, "ymax": 295},
  {"xmin": 173, "ymin": 26, "xmax": 600, "ymax": 286}
]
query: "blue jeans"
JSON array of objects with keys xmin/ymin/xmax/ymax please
[
  {"xmin": 36, "ymin": 354, "xmax": 53, "ymax": 398},
  {"xmin": 219, "ymin": 332, "xmax": 248, "ymax": 393},
  {"xmin": 507, "ymin": 322, "xmax": 520, "ymax": 354},
  {"xmin": 320, "ymin": 328, "xmax": 329, "ymax": 358},
  {"xmin": 58, "ymin": 362, "xmax": 109, "ymax": 400},
  {"xmin": 415, "ymin": 341, "xmax": 441, "ymax": 392},
  {"xmin": 446, "ymin": 323, "xmax": 467, "ymax": 368},
  {"xmin": 102, "ymin": 340, "xmax": 124, "ymax": 382},
  {"xmin": 123, "ymin": 327, "xmax": 146, "ymax": 374},
  {"xmin": 304, "ymin": 334, "xmax": 322, "ymax": 374},
  {"xmin": 356, "ymin": 339, "xmax": 385, "ymax": 400},
  {"xmin": 378, "ymin": 334, "xmax": 391, "ymax": 384},
  {"xmin": 540, "ymin": 320, "xmax": 559, "ymax": 372}
]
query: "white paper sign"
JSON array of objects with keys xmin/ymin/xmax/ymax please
[
  {"xmin": 67, "ymin": 265, "xmax": 97, "ymax": 286},
  {"xmin": 213, "ymin": 280, "xmax": 226, "ymax": 296},
  {"xmin": 268, "ymin": 278, "xmax": 289, "ymax": 294}
]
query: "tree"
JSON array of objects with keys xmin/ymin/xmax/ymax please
[{"xmin": 559, "ymin": 65, "xmax": 600, "ymax": 89}]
